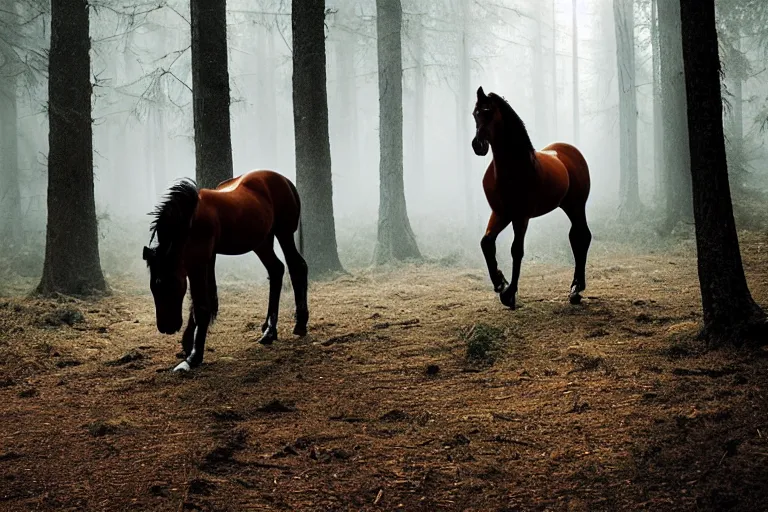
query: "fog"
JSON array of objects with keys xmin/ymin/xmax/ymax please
[{"xmin": 4, "ymin": 0, "xmax": 768, "ymax": 289}]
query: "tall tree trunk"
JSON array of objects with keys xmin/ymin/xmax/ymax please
[
  {"xmin": 658, "ymin": 0, "xmax": 691, "ymax": 233},
  {"xmin": 412, "ymin": 13, "xmax": 425, "ymax": 198},
  {"xmin": 533, "ymin": 3, "xmax": 548, "ymax": 143},
  {"xmin": 334, "ymin": 19, "xmax": 360, "ymax": 183},
  {"xmin": 728, "ymin": 34, "xmax": 746, "ymax": 192},
  {"xmin": 0, "ymin": 73, "xmax": 22, "ymax": 245},
  {"xmin": 258, "ymin": 26, "xmax": 278, "ymax": 167},
  {"xmin": 679, "ymin": 0, "xmax": 766, "ymax": 344},
  {"xmin": 456, "ymin": 0, "xmax": 473, "ymax": 227},
  {"xmin": 38, "ymin": 0, "xmax": 106, "ymax": 295},
  {"xmin": 292, "ymin": 0, "xmax": 344, "ymax": 276},
  {"xmin": 614, "ymin": 0, "xmax": 640, "ymax": 216},
  {"xmin": 151, "ymin": 24, "xmax": 168, "ymax": 200},
  {"xmin": 650, "ymin": 0, "xmax": 664, "ymax": 207},
  {"xmin": 374, "ymin": 0, "xmax": 421, "ymax": 263},
  {"xmin": 552, "ymin": 0, "xmax": 558, "ymax": 137},
  {"xmin": 0, "ymin": 1, "xmax": 22, "ymax": 246},
  {"xmin": 572, "ymin": 0, "xmax": 580, "ymax": 145},
  {"xmin": 190, "ymin": 0, "xmax": 233, "ymax": 189}
]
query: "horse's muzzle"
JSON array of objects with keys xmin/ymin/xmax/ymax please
[
  {"xmin": 157, "ymin": 318, "xmax": 182, "ymax": 335},
  {"xmin": 472, "ymin": 136, "xmax": 489, "ymax": 156}
]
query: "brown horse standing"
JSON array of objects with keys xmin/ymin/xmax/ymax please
[
  {"xmin": 142, "ymin": 170, "xmax": 308, "ymax": 372},
  {"xmin": 471, "ymin": 87, "xmax": 592, "ymax": 309}
]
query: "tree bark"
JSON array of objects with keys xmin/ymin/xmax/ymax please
[
  {"xmin": 456, "ymin": 0, "xmax": 473, "ymax": 227},
  {"xmin": 334, "ymin": 15, "xmax": 360, "ymax": 182},
  {"xmin": 572, "ymin": 0, "xmax": 580, "ymax": 145},
  {"xmin": 650, "ymin": 0, "xmax": 664, "ymax": 207},
  {"xmin": 614, "ymin": 0, "xmax": 640, "ymax": 216},
  {"xmin": 0, "ymin": 71, "xmax": 21, "ymax": 245},
  {"xmin": 658, "ymin": 0, "xmax": 692, "ymax": 232},
  {"xmin": 552, "ymin": 0, "xmax": 558, "ymax": 136},
  {"xmin": 190, "ymin": 0, "xmax": 233, "ymax": 189},
  {"xmin": 374, "ymin": 0, "xmax": 421, "ymax": 264},
  {"xmin": 727, "ymin": 34, "xmax": 746, "ymax": 191},
  {"xmin": 257, "ymin": 25, "xmax": 278, "ymax": 167},
  {"xmin": 38, "ymin": 0, "xmax": 106, "ymax": 296},
  {"xmin": 533, "ymin": 2, "xmax": 548, "ymax": 142},
  {"xmin": 679, "ymin": 0, "xmax": 766, "ymax": 344},
  {"xmin": 412, "ymin": 13, "xmax": 425, "ymax": 198},
  {"xmin": 292, "ymin": 0, "xmax": 344, "ymax": 276}
]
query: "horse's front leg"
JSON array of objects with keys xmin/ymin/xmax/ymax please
[
  {"xmin": 174, "ymin": 266, "xmax": 211, "ymax": 371},
  {"xmin": 481, "ymin": 212, "xmax": 511, "ymax": 293},
  {"xmin": 179, "ymin": 305, "xmax": 196, "ymax": 359},
  {"xmin": 500, "ymin": 218, "xmax": 529, "ymax": 309}
]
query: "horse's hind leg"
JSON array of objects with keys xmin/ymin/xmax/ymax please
[
  {"xmin": 255, "ymin": 236, "xmax": 285, "ymax": 345},
  {"xmin": 277, "ymin": 232, "xmax": 309, "ymax": 336},
  {"xmin": 563, "ymin": 205, "xmax": 592, "ymax": 304}
]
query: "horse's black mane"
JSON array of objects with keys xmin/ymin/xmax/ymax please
[
  {"xmin": 488, "ymin": 93, "xmax": 535, "ymax": 154},
  {"xmin": 148, "ymin": 179, "xmax": 199, "ymax": 255}
]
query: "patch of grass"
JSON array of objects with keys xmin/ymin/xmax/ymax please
[
  {"xmin": 567, "ymin": 350, "xmax": 606, "ymax": 374},
  {"xmin": 463, "ymin": 323, "xmax": 504, "ymax": 365},
  {"xmin": 38, "ymin": 306, "xmax": 84, "ymax": 328}
]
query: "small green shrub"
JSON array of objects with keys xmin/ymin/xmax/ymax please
[{"xmin": 464, "ymin": 323, "xmax": 504, "ymax": 364}]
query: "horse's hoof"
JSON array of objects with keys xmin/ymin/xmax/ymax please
[
  {"xmin": 499, "ymin": 290, "xmax": 516, "ymax": 310},
  {"xmin": 569, "ymin": 284, "xmax": 584, "ymax": 305},
  {"xmin": 259, "ymin": 330, "xmax": 277, "ymax": 345},
  {"xmin": 173, "ymin": 360, "xmax": 192, "ymax": 372},
  {"xmin": 175, "ymin": 351, "xmax": 187, "ymax": 360},
  {"xmin": 293, "ymin": 324, "xmax": 307, "ymax": 337}
]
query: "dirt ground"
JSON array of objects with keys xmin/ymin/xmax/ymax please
[{"xmin": 1, "ymin": 233, "xmax": 768, "ymax": 512}]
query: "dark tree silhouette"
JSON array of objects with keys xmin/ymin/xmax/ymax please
[
  {"xmin": 190, "ymin": 0, "xmax": 232, "ymax": 189},
  {"xmin": 679, "ymin": 0, "xmax": 766, "ymax": 344},
  {"xmin": 291, "ymin": 0, "xmax": 344, "ymax": 276},
  {"xmin": 658, "ymin": 0, "xmax": 692, "ymax": 233},
  {"xmin": 613, "ymin": 0, "xmax": 640, "ymax": 217},
  {"xmin": 650, "ymin": 0, "xmax": 664, "ymax": 205},
  {"xmin": 37, "ymin": 0, "xmax": 106, "ymax": 295},
  {"xmin": 374, "ymin": 0, "xmax": 421, "ymax": 264},
  {"xmin": 0, "ymin": 0, "xmax": 41, "ymax": 246},
  {"xmin": 0, "ymin": 64, "xmax": 20, "ymax": 244},
  {"xmin": 572, "ymin": 0, "xmax": 580, "ymax": 146}
]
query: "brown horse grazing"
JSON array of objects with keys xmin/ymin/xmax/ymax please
[
  {"xmin": 142, "ymin": 170, "xmax": 308, "ymax": 372},
  {"xmin": 472, "ymin": 86, "xmax": 592, "ymax": 309}
]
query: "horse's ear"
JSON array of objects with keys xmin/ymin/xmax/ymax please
[
  {"xmin": 477, "ymin": 86, "xmax": 486, "ymax": 100},
  {"xmin": 143, "ymin": 246, "xmax": 153, "ymax": 261}
]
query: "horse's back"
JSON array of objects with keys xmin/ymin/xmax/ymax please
[
  {"xmin": 198, "ymin": 170, "xmax": 300, "ymax": 255},
  {"xmin": 541, "ymin": 142, "xmax": 591, "ymax": 208}
]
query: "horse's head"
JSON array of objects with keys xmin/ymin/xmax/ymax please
[
  {"xmin": 144, "ymin": 179, "xmax": 199, "ymax": 335},
  {"xmin": 143, "ymin": 245, "xmax": 187, "ymax": 334},
  {"xmin": 472, "ymin": 86, "xmax": 501, "ymax": 156}
]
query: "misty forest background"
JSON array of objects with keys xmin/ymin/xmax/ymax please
[{"xmin": 1, "ymin": 0, "xmax": 767, "ymax": 295}]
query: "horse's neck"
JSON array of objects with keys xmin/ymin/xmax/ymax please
[{"xmin": 491, "ymin": 144, "xmax": 537, "ymax": 180}]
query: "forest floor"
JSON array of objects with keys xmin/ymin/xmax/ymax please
[{"xmin": 1, "ymin": 233, "xmax": 768, "ymax": 512}]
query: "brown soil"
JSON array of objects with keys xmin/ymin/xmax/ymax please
[{"xmin": 1, "ymin": 234, "xmax": 768, "ymax": 512}]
